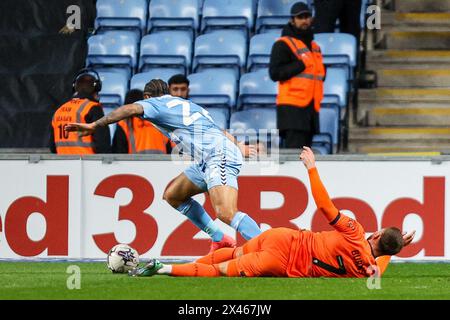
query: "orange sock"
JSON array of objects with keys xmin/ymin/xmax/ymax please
[
  {"xmin": 171, "ymin": 263, "xmax": 220, "ymax": 277},
  {"xmin": 195, "ymin": 248, "xmax": 236, "ymax": 264}
]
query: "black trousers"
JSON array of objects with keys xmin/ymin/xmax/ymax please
[
  {"xmin": 281, "ymin": 130, "xmax": 314, "ymax": 149},
  {"xmin": 313, "ymin": 0, "xmax": 362, "ymax": 41},
  {"xmin": 277, "ymin": 101, "xmax": 320, "ymax": 149}
]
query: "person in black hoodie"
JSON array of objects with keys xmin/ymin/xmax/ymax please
[{"xmin": 269, "ymin": 2, "xmax": 325, "ymax": 149}]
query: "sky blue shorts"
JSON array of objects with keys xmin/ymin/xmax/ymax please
[{"xmin": 184, "ymin": 153, "xmax": 242, "ymax": 191}]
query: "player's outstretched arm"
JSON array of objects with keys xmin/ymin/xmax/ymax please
[
  {"xmin": 300, "ymin": 147, "xmax": 339, "ymax": 223},
  {"xmin": 223, "ymin": 130, "xmax": 258, "ymax": 158},
  {"xmin": 65, "ymin": 103, "xmax": 144, "ymax": 137}
]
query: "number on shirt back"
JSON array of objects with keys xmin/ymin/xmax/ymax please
[
  {"xmin": 313, "ymin": 255, "xmax": 347, "ymax": 275},
  {"xmin": 166, "ymin": 99, "xmax": 213, "ymax": 126},
  {"xmin": 58, "ymin": 124, "xmax": 69, "ymax": 139}
]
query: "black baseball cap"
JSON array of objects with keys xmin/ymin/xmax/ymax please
[{"xmin": 290, "ymin": 2, "xmax": 312, "ymax": 17}]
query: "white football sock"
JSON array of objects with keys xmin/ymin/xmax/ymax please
[{"xmin": 157, "ymin": 264, "xmax": 172, "ymax": 275}]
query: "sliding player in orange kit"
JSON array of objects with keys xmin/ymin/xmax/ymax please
[{"xmin": 130, "ymin": 147, "xmax": 415, "ymax": 278}]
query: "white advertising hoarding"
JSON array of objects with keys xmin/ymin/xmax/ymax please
[
  {"xmin": 0, "ymin": 158, "xmax": 448, "ymax": 261},
  {"xmin": 0, "ymin": 160, "xmax": 82, "ymax": 259}
]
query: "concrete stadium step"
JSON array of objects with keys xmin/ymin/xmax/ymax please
[
  {"xmin": 350, "ymin": 127, "xmax": 450, "ymax": 141},
  {"xmin": 348, "ymin": 141, "xmax": 450, "ymax": 154},
  {"xmin": 367, "ymin": 50, "xmax": 450, "ymax": 65},
  {"xmin": 375, "ymin": 67, "xmax": 450, "ymax": 87},
  {"xmin": 395, "ymin": 0, "xmax": 450, "ymax": 13},
  {"xmin": 359, "ymin": 88, "xmax": 450, "ymax": 102},
  {"xmin": 353, "ymin": 4, "xmax": 450, "ymax": 155},
  {"xmin": 356, "ymin": 102, "xmax": 450, "ymax": 126},
  {"xmin": 349, "ymin": 127, "xmax": 450, "ymax": 154},
  {"xmin": 383, "ymin": 12, "xmax": 450, "ymax": 27},
  {"xmin": 384, "ymin": 30, "xmax": 450, "ymax": 49}
]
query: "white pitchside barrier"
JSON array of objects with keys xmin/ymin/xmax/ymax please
[{"xmin": 0, "ymin": 154, "xmax": 449, "ymax": 261}]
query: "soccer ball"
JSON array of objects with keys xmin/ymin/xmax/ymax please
[{"xmin": 107, "ymin": 244, "xmax": 139, "ymax": 273}]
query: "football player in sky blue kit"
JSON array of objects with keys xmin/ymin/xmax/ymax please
[{"xmin": 66, "ymin": 79, "xmax": 262, "ymax": 252}]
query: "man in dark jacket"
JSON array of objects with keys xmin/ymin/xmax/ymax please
[{"xmin": 269, "ymin": 2, "xmax": 325, "ymax": 149}]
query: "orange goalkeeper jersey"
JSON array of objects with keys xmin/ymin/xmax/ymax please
[
  {"xmin": 286, "ymin": 168, "xmax": 390, "ymax": 278},
  {"xmin": 287, "ymin": 215, "xmax": 378, "ymax": 278}
]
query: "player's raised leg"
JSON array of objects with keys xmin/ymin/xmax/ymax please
[
  {"xmin": 208, "ymin": 185, "xmax": 261, "ymax": 241},
  {"xmin": 163, "ymin": 171, "xmax": 229, "ymax": 245}
]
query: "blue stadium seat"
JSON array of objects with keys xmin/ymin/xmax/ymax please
[
  {"xmin": 91, "ymin": 67, "xmax": 130, "ymax": 80},
  {"xmin": 238, "ymin": 69, "xmax": 277, "ymax": 110},
  {"xmin": 256, "ymin": 0, "xmax": 309, "ymax": 33},
  {"xmin": 193, "ymin": 30, "xmax": 247, "ymax": 76},
  {"xmin": 312, "ymin": 104, "xmax": 341, "ymax": 154},
  {"xmin": 188, "ymin": 69, "xmax": 237, "ymax": 117},
  {"xmin": 130, "ymin": 69, "xmax": 180, "ymax": 90},
  {"xmin": 314, "ymin": 33, "xmax": 357, "ymax": 79},
  {"xmin": 320, "ymin": 105, "xmax": 340, "ymax": 147},
  {"xmin": 97, "ymin": 71, "xmax": 129, "ymax": 108},
  {"xmin": 139, "ymin": 31, "xmax": 192, "ymax": 73},
  {"xmin": 230, "ymin": 109, "xmax": 277, "ymax": 132},
  {"xmin": 201, "ymin": 0, "xmax": 254, "ymax": 36},
  {"xmin": 229, "ymin": 108, "xmax": 278, "ymax": 145},
  {"xmin": 311, "ymin": 140, "xmax": 331, "ymax": 155},
  {"xmin": 87, "ymin": 31, "xmax": 140, "ymax": 76},
  {"xmin": 247, "ymin": 33, "xmax": 279, "ymax": 71},
  {"xmin": 97, "ymin": 68, "xmax": 131, "ymax": 143},
  {"xmin": 148, "ymin": 0, "xmax": 200, "ymax": 35},
  {"xmin": 251, "ymin": 0, "xmax": 258, "ymax": 12},
  {"xmin": 198, "ymin": 0, "xmax": 205, "ymax": 11},
  {"xmin": 95, "ymin": 0, "xmax": 147, "ymax": 36},
  {"xmin": 322, "ymin": 67, "xmax": 349, "ymax": 116},
  {"xmin": 204, "ymin": 107, "xmax": 229, "ymax": 130}
]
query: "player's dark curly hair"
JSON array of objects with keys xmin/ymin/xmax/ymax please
[
  {"xmin": 378, "ymin": 227, "xmax": 404, "ymax": 256},
  {"xmin": 144, "ymin": 79, "xmax": 169, "ymax": 97}
]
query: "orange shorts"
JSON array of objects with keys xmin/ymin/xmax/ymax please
[{"xmin": 233, "ymin": 227, "xmax": 297, "ymax": 277}]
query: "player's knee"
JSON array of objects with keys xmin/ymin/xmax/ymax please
[
  {"xmin": 214, "ymin": 206, "xmax": 235, "ymax": 225},
  {"xmin": 163, "ymin": 188, "xmax": 182, "ymax": 208},
  {"xmin": 233, "ymin": 247, "xmax": 243, "ymax": 258},
  {"xmin": 162, "ymin": 187, "xmax": 171, "ymax": 202}
]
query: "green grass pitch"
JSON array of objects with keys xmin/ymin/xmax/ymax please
[{"xmin": 0, "ymin": 262, "xmax": 448, "ymax": 300}]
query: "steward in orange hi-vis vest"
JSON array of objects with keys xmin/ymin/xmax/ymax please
[
  {"xmin": 49, "ymin": 69, "xmax": 111, "ymax": 154},
  {"xmin": 113, "ymin": 117, "xmax": 171, "ymax": 154},
  {"xmin": 52, "ymin": 98, "xmax": 96, "ymax": 154},
  {"xmin": 276, "ymin": 36, "xmax": 325, "ymax": 112},
  {"xmin": 269, "ymin": 3, "xmax": 325, "ymax": 149}
]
